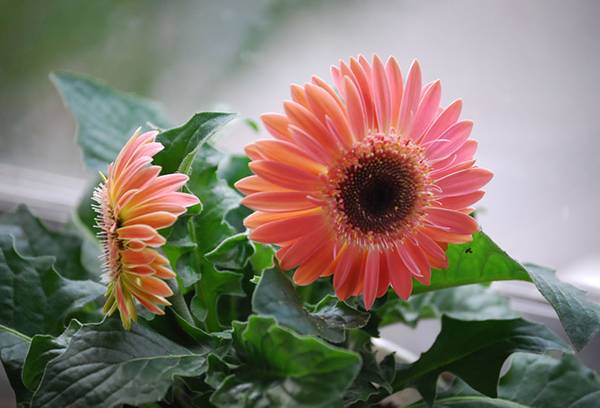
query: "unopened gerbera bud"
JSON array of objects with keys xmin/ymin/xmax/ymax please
[
  {"xmin": 237, "ymin": 55, "xmax": 493, "ymax": 309},
  {"xmin": 93, "ymin": 129, "xmax": 199, "ymax": 329}
]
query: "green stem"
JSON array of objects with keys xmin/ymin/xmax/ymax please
[
  {"xmin": 0, "ymin": 324, "xmax": 32, "ymax": 342},
  {"xmin": 167, "ymin": 279, "xmax": 194, "ymax": 326}
]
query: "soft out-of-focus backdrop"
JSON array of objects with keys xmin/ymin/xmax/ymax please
[{"xmin": 1, "ymin": 0, "xmax": 599, "ymax": 405}]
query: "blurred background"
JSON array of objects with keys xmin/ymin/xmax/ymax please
[{"xmin": 1, "ymin": 0, "xmax": 599, "ymax": 405}]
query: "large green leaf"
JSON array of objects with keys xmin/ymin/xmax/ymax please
[
  {"xmin": 165, "ymin": 145, "xmax": 241, "ymax": 286},
  {"xmin": 343, "ymin": 329, "xmax": 395, "ymax": 406},
  {"xmin": 22, "ymin": 320, "xmax": 82, "ymax": 391},
  {"xmin": 392, "ymin": 316, "xmax": 570, "ymax": 404},
  {"xmin": 415, "ymin": 232, "xmax": 600, "ymax": 351},
  {"xmin": 210, "ymin": 316, "xmax": 362, "ymax": 407},
  {"xmin": 205, "ymin": 233, "xmax": 254, "ymax": 271},
  {"xmin": 163, "ymin": 146, "xmax": 247, "ymax": 331},
  {"xmin": 0, "ymin": 325, "xmax": 31, "ymax": 402},
  {"xmin": 413, "ymin": 232, "xmax": 529, "ymax": 293},
  {"xmin": 417, "ymin": 353, "xmax": 600, "ymax": 407},
  {"xmin": 0, "ymin": 235, "xmax": 103, "ymax": 337},
  {"xmin": 252, "ymin": 269, "xmax": 369, "ymax": 343},
  {"xmin": 31, "ymin": 318, "xmax": 210, "ymax": 408},
  {"xmin": 154, "ymin": 112, "xmax": 236, "ymax": 175},
  {"xmin": 377, "ymin": 284, "xmax": 517, "ymax": 328},
  {"xmin": 0, "ymin": 234, "xmax": 101, "ymax": 403},
  {"xmin": 525, "ymin": 264, "xmax": 600, "ymax": 351},
  {"xmin": 186, "ymin": 146, "xmax": 242, "ymax": 256},
  {"xmin": 248, "ymin": 242, "xmax": 275, "ymax": 276},
  {"xmin": 51, "ymin": 71, "xmax": 171, "ymax": 171},
  {"xmin": 216, "ymin": 153, "xmax": 252, "ymax": 229},
  {"xmin": 0, "ymin": 205, "xmax": 95, "ymax": 280},
  {"xmin": 217, "ymin": 154, "xmax": 251, "ymax": 189},
  {"xmin": 196, "ymin": 234, "xmax": 274, "ymax": 332},
  {"xmin": 190, "ymin": 259, "xmax": 245, "ymax": 332}
]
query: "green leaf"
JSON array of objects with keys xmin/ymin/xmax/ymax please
[
  {"xmin": 525, "ymin": 263, "xmax": 600, "ymax": 352},
  {"xmin": 252, "ymin": 269, "xmax": 369, "ymax": 343},
  {"xmin": 0, "ymin": 205, "xmax": 96, "ymax": 280},
  {"xmin": 166, "ymin": 145, "xmax": 240, "ymax": 288},
  {"xmin": 0, "ymin": 325, "xmax": 31, "ymax": 402},
  {"xmin": 413, "ymin": 232, "xmax": 530, "ymax": 294},
  {"xmin": 378, "ymin": 284, "xmax": 517, "ymax": 328},
  {"xmin": 248, "ymin": 242, "xmax": 275, "ymax": 276},
  {"xmin": 50, "ymin": 71, "xmax": 171, "ymax": 171},
  {"xmin": 0, "ymin": 235, "xmax": 103, "ymax": 337},
  {"xmin": 393, "ymin": 316, "xmax": 570, "ymax": 404},
  {"xmin": 343, "ymin": 329, "xmax": 395, "ymax": 405},
  {"xmin": 243, "ymin": 118, "xmax": 260, "ymax": 133},
  {"xmin": 22, "ymin": 320, "xmax": 82, "ymax": 391},
  {"xmin": 190, "ymin": 260, "xmax": 245, "ymax": 331},
  {"xmin": 205, "ymin": 233, "xmax": 254, "ymax": 271},
  {"xmin": 217, "ymin": 154, "xmax": 251, "ymax": 189},
  {"xmin": 421, "ymin": 353, "xmax": 600, "ymax": 407},
  {"xmin": 210, "ymin": 316, "xmax": 361, "ymax": 407},
  {"xmin": 165, "ymin": 145, "xmax": 246, "ymax": 331},
  {"xmin": 415, "ymin": 232, "xmax": 600, "ymax": 351},
  {"xmin": 31, "ymin": 318, "xmax": 210, "ymax": 408},
  {"xmin": 205, "ymin": 354, "xmax": 237, "ymax": 389},
  {"xmin": 155, "ymin": 112, "xmax": 236, "ymax": 175},
  {"xmin": 217, "ymin": 154, "xmax": 252, "ymax": 231},
  {"xmin": 186, "ymin": 146, "xmax": 242, "ymax": 256}
]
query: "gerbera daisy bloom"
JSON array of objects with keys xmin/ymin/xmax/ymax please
[
  {"xmin": 93, "ymin": 129, "xmax": 199, "ymax": 329},
  {"xmin": 237, "ymin": 55, "xmax": 493, "ymax": 309}
]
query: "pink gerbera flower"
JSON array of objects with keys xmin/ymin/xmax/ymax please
[
  {"xmin": 93, "ymin": 129, "xmax": 199, "ymax": 329},
  {"xmin": 236, "ymin": 55, "xmax": 493, "ymax": 309}
]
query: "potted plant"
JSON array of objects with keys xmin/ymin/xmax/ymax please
[{"xmin": 1, "ymin": 57, "xmax": 599, "ymax": 407}]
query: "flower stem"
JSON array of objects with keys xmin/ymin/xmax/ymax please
[{"xmin": 167, "ymin": 279, "xmax": 194, "ymax": 326}]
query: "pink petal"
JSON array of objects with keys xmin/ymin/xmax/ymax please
[
  {"xmin": 124, "ymin": 211, "xmax": 177, "ymax": 230},
  {"xmin": 235, "ymin": 175, "xmax": 292, "ymax": 194},
  {"xmin": 290, "ymin": 125, "xmax": 333, "ymax": 164},
  {"xmin": 436, "ymin": 168, "xmax": 493, "ymax": 198},
  {"xmin": 118, "ymin": 224, "xmax": 157, "ymax": 240},
  {"xmin": 343, "ymin": 76, "xmax": 367, "ymax": 141},
  {"xmin": 385, "ymin": 56, "xmax": 404, "ymax": 129},
  {"xmin": 304, "ymin": 83, "xmax": 353, "ymax": 149},
  {"xmin": 385, "ymin": 249, "xmax": 413, "ymax": 300},
  {"xmin": 425, "ymin": 121, "xmax": 473, "ymax": 160},
  {"xmin": 420, "ymin": 99, "xmax": 463, "ymax": 144},
  {"xmin": 261, "ymin": 113, "xmax": 293, "ymax": 141},
  {"xmin": 398, "ymin": 60, "xmax": 422, "ymax": 132},
  {"xmin": 438, "ymin": 190, "xmax": 485, "ymax": 210},
  {"xmin": 249, "ymin": 160, "xmax": 322, "ymax": 191},
  {"xmin": 426, "ymin": 207, "xmax": 479, "ymax": 235},
  {"xmin": 284, "ymin": 101, "xmax": 338, "ymax": 154},
  {"xmin": 254, "ymin": 139, "xmax": 326, "ymax": 174},
  {"xmin": 363, "ymin": 250, "xmax": 381, "ymax": 309},
  {"xmin": 292, "ymin": 242, "xmax": 335, "ymax": 285},
  {"xmin": 290, "ymin": 83, "xmax": 309, "ymax": 108},
  {"xmin": 409, "ymin": 80, "xmax": 441, "ymax": 141},
  {"xmin": 415, "ymin": 231, "xmax": 448, "ymax": 269},
  {"xmin": 249, "ymin": 211, "xmax": 324, "ymax": 244},
  {"xmin": 349, "ymin": 57, "xmax": 375, "ymax": 129},
  {"xmin": 403, "ymin": 242, "xmax": 432, "ymax": 285},
  {"xmin": 312, "ymin": 75, "xmax": 344, "ymax": 109},
  {"xmin": 242, "ymin": 191, "xmax": 317, "ymax": 213},
  {"xmin": 371, "ymin": 55, "xmax": 391, "ymax": 132}
]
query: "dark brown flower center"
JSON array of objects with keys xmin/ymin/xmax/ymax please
[{"xmin": 336, "ymin": 152, "xmax": 419, "ymax": 234}]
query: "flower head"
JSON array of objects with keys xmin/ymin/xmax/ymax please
[
  {"xmin": 237, "ymin": 56, "xmax": 493, "ymax": 309},
  {"xmin": 93, "ymin": 129, "xmax": 199, "ymax": 329}
]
